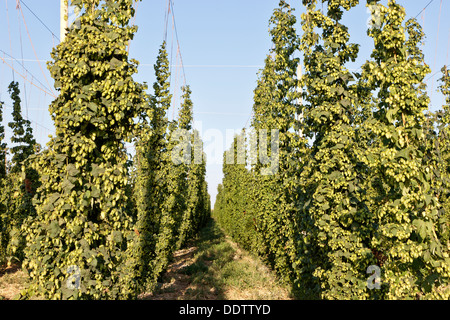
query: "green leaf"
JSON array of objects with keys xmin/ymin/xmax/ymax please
[
  {"xmin": 91, "ymin": 164, "xmax": 105, "ymax": 177},
  {"xmin": 112, "ymin": 231, "xmax": 123, "ymax": 243},
  {"xmin": 67, "ymin": 164, "xmax": 80, "ymax": 177},
  {"xmin": 48, "ymin": 221, "xmax": 61, "ymax": 238},
  {"xmin": 395, "ymin": 148, "xmax": 410, "ymax": 160},
  {"xmin": 87, "ymin": 102, "xmax": 98, "ymax": 113},
  {"xmin": 340, "ymin": 99, "xmax": 351, "ymax": 107},
  {"xmin": 62, "ymin": 179, "xmax": 75, "ymax": 195},
  {"xmin": 110, "ymin": 57, "xmax": 122, "ymax": 69},
  {"xmin": 412, "ymin": 219, "xmax": 427, "ymax": 240},
  {"xmin": 91, "ymin": 186, "xmax": 100, "ymax": 198}
]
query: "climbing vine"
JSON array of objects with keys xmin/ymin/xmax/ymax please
[
  {"xmin": 358, "ymin": 0, "xmax": 450, "ymax": 299},
  {"xmin": 0, "ymin": 100, "xmax": 6, "ymax": 266},
  {"xmin": 215, "ymin": 0, "xmax": 450, "ymax": 300},
  {"xmin": 21, "ymin": 0, "xmax": 149, "ymax": 300}
]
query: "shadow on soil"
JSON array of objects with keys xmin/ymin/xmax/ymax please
[{"xmin": 141, "ymin": 218, "xmax": 233, "ymax": 300}]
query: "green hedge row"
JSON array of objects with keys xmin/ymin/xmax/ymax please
[
  {"xmin": 0, "ymin": 0, "xmax": 210, "ymax": 300},
  {"xmin": 214, "ymin": 0, "xmax": 450, "ymax": 300}
]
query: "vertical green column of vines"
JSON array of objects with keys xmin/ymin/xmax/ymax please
[
  {"xmin": 175, "ymin": 85, "xmax": 195, "ymax": 250},
  {"xmin": 3, "ymin": 81, "xmax": 39, "ymax": 264},
  {"xmin": 7, "ymin": 82, "xmax": 37, "ymax": 173},
  {"xmin": 216, "ymin": 135, "xmax": 240, "ymax": 243},
  {"xmin": 0, "ymin": 101, "xmax": 5, "ymax": 177},
  {"xmin": 166, "ymin": 85, "xmax": 208, "ymax": 252},
  {"xmin": 233, "ymin": 132, "xmax": 254, "ymax": 252},
  {"xmin": 162, "ymin": 113, "xmax": 188, "ymax": 255},
  {"xmin": 144, "ymin": 42, "xmax": 174, "ymax": 290},
  {"xmin": 222, "ymin": 133, "xmax": 255, "ymax": 251},
  {"xmin": 214, "ymin": 0, "xmax": 303, "ymax": 287},
  {"xmin": 188, "ymin": 130, "xmax": 210, "ymax": 237},
  {"xmin": 197, "ymin": 134, "xmax": 211, "ymax": 231},
  {"xmin": 437, "ymin": 67, "xmax": 450, "ymax": 241},
  {"xmin": 250, "ymin": 55, "xmax": 276, "ymax": 262},
  {"xmin": 170, "ymin": 121, "xmax": 210, "ymax": 251},
  {"xmin": 128, "ymin": 79, "xmax": 153, "ymax": 294},
  {"xmin": 22, "ymin": 0, "xmax": 148, "ymax": 300},
  {"xmin": 359, "ymin": 0, "xmax": 450, "ymax": 299},
  {"xmin": 193, "ymin": 132, "xmax": 210, "ymax": 233},
  {"xmin": 296, "ymin": 0, "xmax": 375, "ymax": 300},
  {"xmin": 0, "ymin": 100, "xmax": 6, "ymax": 266},
  {"xmin": 249, "ymin": 0, "xmax": 301, "ymax": 285}
]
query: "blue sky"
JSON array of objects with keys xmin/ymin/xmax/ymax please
[{"xmin": 1, "ymin": 0, "xmax": 449, "ymax": 205}]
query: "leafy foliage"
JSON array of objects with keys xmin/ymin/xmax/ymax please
[
  {"xmin": 0, "ymin": 82, "xmax": 39, "ymax": 267},
  {"xmin": 0, "ymin": 100, "xmax": 6, "ymax": 266},
  {"xmin": 13, "ymin": 0, "xmax": 211, "ymax": 300},
  {"xmin": 357, "ymin": 0, "xmax": 450, "ymax": 299},
  {"xmin": 0, "ymin": 0, "xmax": 211, "ymax": 301},
  {"xmin": 216, "ymin": 0, "xmax": 303, "ymax": 289},
  {"xmin": 7, "ymin": 82, "xmax": 37, "ymax": 173},
  {"xmin": 215, "ymin": 0, "xmax": 450, "ymax": 300},
  {"xmin": 21, "ymin": 0, "xmax": 149, "ymax": 300},
  {"xmin": 294, "ymin": 0, "xmax": 374, "ymax": 300}
]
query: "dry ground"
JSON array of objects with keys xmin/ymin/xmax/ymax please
[
  {"xmin": 0, "ymin": 219, "xmax": 293, "ymax": 300},
  {"xmin": 142, "ymin": 219, "xmax": 293, "ymax": 300},
  {"xmin": 0, "ymin": 264, "xmax": 27, "ymax": 300}
]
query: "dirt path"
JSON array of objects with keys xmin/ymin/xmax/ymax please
[
  {"xmin": 0, "ymin": 264, "xmax": 27, "ymax": 300},
  {"xmin": 1, "ymin": 219, "xmax": 292, "ymax": 300},
  {"xmin": 141, "ymin": 219, "xmax": 293, "ymax": 300},
  {"xmin": 140, "ymin": 245, "xmax": 220, "ymax": 300}
]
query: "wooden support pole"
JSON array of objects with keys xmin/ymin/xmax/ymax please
[{"xmin": 60, "ymin": 0, "xmax": 69, "ymax": 42}]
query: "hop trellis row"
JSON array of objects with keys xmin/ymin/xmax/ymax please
[
  {"xmin": 1, "ymin": 0, "xmax": 450, "ymax": 301},
  {"xmin": 0, "ymin": 0, "xmax": 210, "ymax": 300},
  {"xmin": 214, "ymin": 0, "xmax": 450, "ymax": 300}
]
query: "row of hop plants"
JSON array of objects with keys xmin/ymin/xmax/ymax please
[
  {"xmin": 0, "ymin": 0, "xmax": 210, "ymax": 300},
  {"xmin": 214, "ymin": 0, "xmax": 450, "ymax": 300},
  {"xmin": 0, "ymin": 81, "xmax": 40, "ymax": 267}
]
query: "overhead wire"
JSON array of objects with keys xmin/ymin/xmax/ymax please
[
  {"xmin": 0, "ymin": 58, "xmax": 263, "ymax": 69},
  {"xmin": 447, "ymin": 29, "xmax": 450, "ymax": 65},
  {"xmin": 17, "ymin": 1, "xmax": 56, "ymax": 97},
  {"xmin": 414, "ymin": 0, "xmax": 435, "ymax": 19},
  {"xmin": 243, "ymin": 111, "xmax": 254, "ymax": 130},
  {"xmin": 1, "ymin": 1, "xmax": 61, "ymax": 143},
  {"xmin": 429, "ymin": 0, "xmax": 443, "ymax": 101},
  {"xmin": 38, "ymin": 91, "xmax": 44, "ymax": 142},
  {"xmin": 0, "ymin": 56, "xmax": 56, "ymax": 97},
  {"xmin": 5, "ymin": 0, "xmax": 15, "ymax": 80},
  {"xmin": 441, "ymin": 28, "xmax": 450, "ymax": 108},
  {"xmin": 163, "ymin": 0, "xmax": 170, "ymax": 43},
  {"xmin": 27, "ymin": 74, "xmax": 33, "ymax": 114},
  {"xmin": 0, "ymin": 57, "xmax": 46, "ymax": 62},
  {"xmin": 16, "ymin": 0, "xmax": 28, "ymax": 118},
  {"xmin": 162, "ymin": 0, "xmax": 188, "ymax": 121},
  {"xmin": 0, "ymin": 49, "xmax": 55, "ymax": 96},
  {"xmin": 0, "ymin": 52, "xmax": 4, "ymax": 100},
  {"xmin": 169, "ymin": 0, "xmax": 186, "ymax": 86},
  {"xmin": 18, "ymin": 0, "xmax": 59, "ymax": 41}
]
